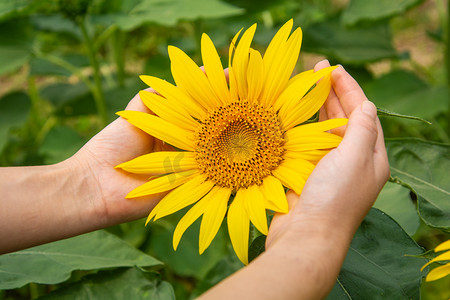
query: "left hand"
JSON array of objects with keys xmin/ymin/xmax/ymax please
[{"xmin": 67, "ymin": 89, "xmax": 173, "ymax": 227}]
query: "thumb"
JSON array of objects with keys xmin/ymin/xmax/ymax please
[{"xmin": 339, "ymin": 101, "xmax": 378, "ymax": 153}]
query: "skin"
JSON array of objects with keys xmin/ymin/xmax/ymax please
[{"xmin": 0, "ymin": 61, "xmax": 389, "ymax": 299}]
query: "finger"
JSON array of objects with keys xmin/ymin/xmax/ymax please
[
  {"xmin": 125, "ymin": 87, "xmax": 154, "ymax": 113},
  {"xmin": 331, "ymin": 66, "xmax": 368, "ymax": 116},
  {"xmin": 314, "ymin": 61, "xmax": 346, "ymax": 122},
  {"xmin": 319, "ymin": 106, "xmax": 328, "ymax": 121},
  {"xmin": 338, "ymin": 101, "xmax": 378, "ymax": 155},
  {"xmin": 373, "ymin": 118, "xmax": 390, "ymax": 183}
]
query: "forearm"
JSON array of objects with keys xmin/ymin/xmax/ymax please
[
  {"xmin": 201, "ymin": 219, "xmax": 353, "ymax": 300},
  {"xmin": 0, "ymin": 160, "xmax": 104, "ymax": 254}
]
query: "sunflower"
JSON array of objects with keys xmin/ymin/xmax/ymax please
[
  {"xmin": 116, "ymin": 20, "xmax": 347, "ymax": 264},
  {"xmin": 421, "ymin": 240, "xmax": 450, "ymax": 282}
]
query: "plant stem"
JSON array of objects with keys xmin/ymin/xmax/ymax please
[
  {"xmin": 112, "ymin": 29, "xmax": 126, "ymax": 87},
  {"xmin": 79, "ymin": 19, "xmax": 109, "ymax": 126},
  {"xmin": 27, "ymin": 77, "xmax": 41, "ymax": 138}
]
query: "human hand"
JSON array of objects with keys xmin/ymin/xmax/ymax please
[
  {"xmin": 264, "ymin": 61, "xmax": 390, "ymax": 295},
  {"xmin": 66, "ymin": 89, "xmax": 173, "ymax": 228}
]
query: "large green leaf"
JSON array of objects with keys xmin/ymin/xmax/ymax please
[
  {"xmin": 146, "ymin": 216, "xmax": 228, "ymax": 280},
  {"xmin": 30, "ymin": 14, "xmax": 81, "ymax": 38},
  {"xmin": 342, "ymin": 0, "xmax": 423, "ymax": 26},
  {"xmin": 302, "ymin": 17, "xmax": 397, "ymax": 64},
  {"xmin": 386, "ymin": 138, "xmax": 450, "ymax": 229},
  {"xmin": 0, "ymin": 230, "xmax": 161, "ymax": 289},
  {"xmin": 0, "ymin": 19, "xmax": 33, "ymax": 75},
  {"xmin": 363, "ymin": 70, "xmax": 449, "ymax": 119},
  {"xmin": 39, "ymin": 82, "xmax": 96, "ymax": 116},
  {"xmin": 327, "ymin": 208, "xmax": 425, "ymax": 300},
  {"xmin": 374, "ymin": 182, "xmax": 420, "ymax": 236},
  {"xmin": 91, "ymin": 0, "xmax": 244, "ymax": 31},
  {"xmin": 191, "ymin": 248, "xmax": 243, "ymax": 298},
  {"xmin": 0, "ymin": 0, "xmax": 33, "ymax": 21},
  {"xmin": 38, "ymin": 268, "xmax": 174, "ymax": 300},
  {"xmin": 0, "ymin": 92, "xmax": 31, "ymax": 153}
]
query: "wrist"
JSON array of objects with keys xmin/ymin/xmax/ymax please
[{"xmin": 61, "ymin": 154, "xmax": 108, "ymax": 231}]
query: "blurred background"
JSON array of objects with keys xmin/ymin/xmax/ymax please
[{"xmin": 0, "ymin": 0, "xmax": 449, "ymax": 299}]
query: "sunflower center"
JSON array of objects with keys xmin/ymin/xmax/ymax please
[{"xmin": 195, "ymin": 101, "xmax": 284, "ymax": 190}]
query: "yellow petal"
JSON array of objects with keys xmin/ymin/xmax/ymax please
[
  {"xmin": 275, "ymin": 66, "xmax": 336, "ymax": 114},
  {"xmin": 139, "ymin": 90, "xmax": 198, "ymax": 131},
  {"xmin": 287, "ymin": 118, "xmax": 349, "ymax": 135},
  {"xmin": 260, "ymin": 27, "xmax": 303, "ymax": 107},
  {"xmin": 284, "ymin": 149, "xmax": 330, "ymax": 165},
  {"xmin": 126, "ymin": 169, "xmax": 198, "ymax": 198},
  {"xmin": 284, "ymin": 131, "xmax": 343, "ymax": 152},
  {"xmin": 425, "ymin": 263, "xmax": 450, "ymax": 282},
  {"xmin": 140, "ymin": 75, "xmax": 206, "ymax": 120},
  {"xmin": 145, "ymin": 174, "xmax": 213, "ymax": 224},
  {"xmin": 232, "ymin": 24, "xmax": 257, "ymax": 100},
  {"xmin": 201, "ymin": 33, "xmax": 230, "ymax": 105},
  {"xmin": 227, "ymin": 189, "xmax": 250, "ymax": 265},
  {"xmin": 154, "ymin": 178, "xmax": 214, "ymax": 222},
  {"xmin": 117, "ymin": 110, "xmax": 195, "ymax": 151},
  {"xmin": 260, "ymin": 176, "xmax": 288, "ymax": 213},
  {"xmin": 272, "ymin": 158, "xmax": 315, "ymax": 195},
  {"xmin": 436, "ymin": 240, "xmax": 450, "ymax": 252},
  {"xmin": 281, "ymin": 74, "xmax": 332, "ymax": 130},
  {"xmin": 229, "ymin": 28, "xmax": 243, "ymax": 67},
  {"xmin": 116, "ymin": 151, "xmax": 197, "ymax": 175},
  {"xmin": 421, "ymin": 250, "xmax": 450, "ymax": 271},
  {"xmin": 228, "ymin": 66, "xmax": 238, "ymax": 101},
  {"xmin": 247, "ymin": 49, "xmax": 264, "ymax": 103},
  {"xmin": 245, "ymin": 185, "xmax": 268, "ymax": 235},
  {"xmin": 285, "ymin": 69, "xmax": 314, "ymax": 88},
  {"xmin": 173, "ymin": 188, "xmax": 212, "ymax": 251},
  {"xmin": 199, "ymin": 187, "xmax": 232, "ymax": 254},
  {"xmin": 168, "ymin": 46, "xmax": 221, "ymax": 110},
  {"xmin": 262, "ymin": 19, "xmax": 293, "ymax": 79}
]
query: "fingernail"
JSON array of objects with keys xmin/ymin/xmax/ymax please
[
  {"xmin": 361, "ymin": 101, "xmax": 377, "ymax": 119},
  {"xmin": 337, "ymin": 64, "xmax": 345, "ymax": 70}
]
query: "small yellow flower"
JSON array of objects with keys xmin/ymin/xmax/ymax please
[
  {"xmin": 116, "ymin": 20, "xmax": 347, "ymax": 264},
  {"xmin": 421, "ymin": 240, "xmax": 450, "ymax": 281}
]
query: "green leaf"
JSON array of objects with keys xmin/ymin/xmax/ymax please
[
  {"xmin": 0, "ymin": 0, "xmax": 33, "ymax": 21},
  {"xmin": 302, "ymin": 17, "xmax": 397, "ymax": 64},
  {"xmin": 38, "ymin": 126, "xmax": 86, "ymax": 164},
  {"xmin": 363, "ymin": 70, "xmax": 449, "ymax": 119},
  {"xmin": 377, "ymin": 107, "xmax": 431, "ymax": 124},
  {"xmin": 374, "ymin": 182, "xmax": 420, "ymax": 236},
  {"xmin": 0, "ymin": 47, "xmax": 30, "ymax": 75},
  {"xmin": 248, "ymin": 235, "xmax": 266, "ymax": 263},
  {"xmin": 29, "ymin": 54, "xmax": 89, "ymax": 77},
  {"xmin": 0, "ymin": 92, "xmax": 31, "ymax": 153},
  {"xmin": 327, "ymin": 208, "xmax": 425, "ymax": 300},
  {"xmin": 37, "ymin": 268, "xmax": 175, "ymax": 300},
  {"xmin": 147, "ymin": 216, "xmax": 228, "ymax": 280},
  {"xmin": 0, "ymin": 230, "xmax": 161, "ymax": 289},
  {"xmin": 191, "ymin": 249, "xmax": 243, "ymax": 298},
  {"xmin": 386, "ymin": 138, "xmax": 450, "ymax": 229},
  {"xmin": 91, "ymin": 0, "xmax": 244, "ymax": 31},
  {"xmin": 30, "ymin": 14, "xmax": 81, "ymax": 38},
  {"xmin": 39, "ymin": 82, "xmax": 97, "ymax": 116},
  {"xmin": 342, "ymin": 0, "xmax": 423, "ymax": 26},
  {"xmin": 0, "ymin": 19, "xmax": 33, "ymax": 75}
]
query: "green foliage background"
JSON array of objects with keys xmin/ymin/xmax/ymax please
[{"xmin": 0, "ymin": 0, "xmax": 449, "ymax": 299}]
